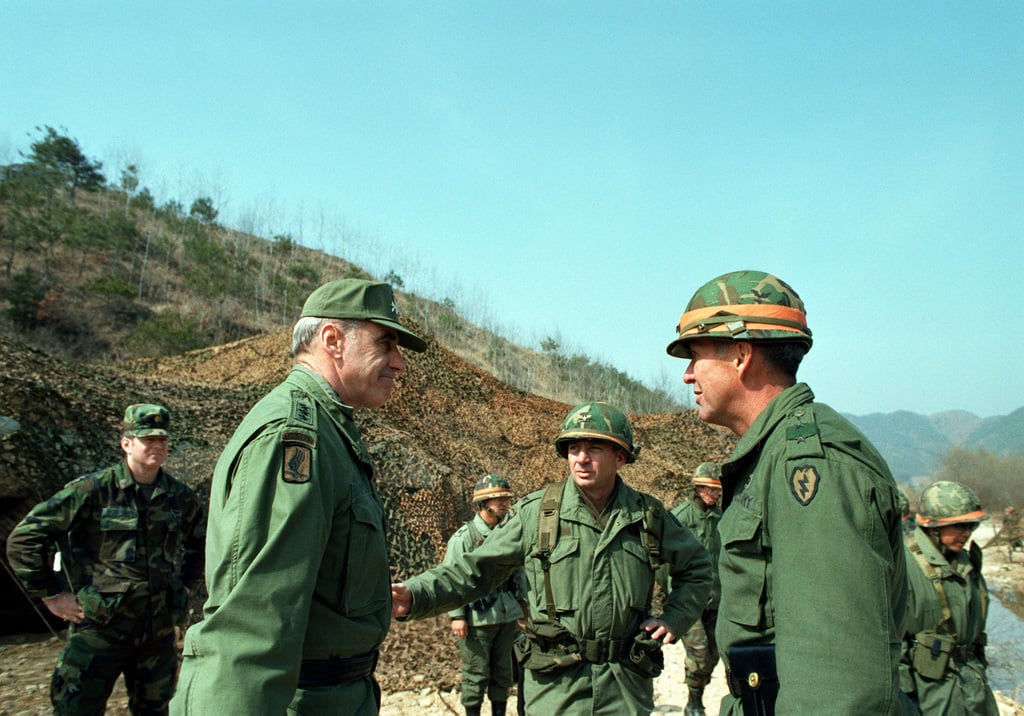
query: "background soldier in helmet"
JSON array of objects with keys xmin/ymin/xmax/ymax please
[
  {"xmin": 443, "ymin": 474, "xmax": 528, "ymax": 716},
  {"xmin": 661, "ymin": 462, "xmax": 723, "ymax": 716},
  {"xmin": 392, "ymin": 401, "xmax": 712, "ymax": 715},
  {"xmin": 666, "ymin": 270, "xmax": 911, "ymax": 715},
  {"xmin": 901, "ymin": 481, "xmax": 999, "ymax": 715},
  {"xmin": 6, "ymin": 403, "xmax": 205, "ymax": 716}
]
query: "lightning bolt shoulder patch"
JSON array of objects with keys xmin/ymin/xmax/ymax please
[{"xmin": 789, "ymin": 465, "xmax": 820, "ymax": 505}]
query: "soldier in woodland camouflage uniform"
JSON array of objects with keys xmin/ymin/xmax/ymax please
[
  {"xmin": 6, "ymin": 404, "xmax": 205, "ymax": 716},
  {"xmin": 445, "ymin": 474, "xmax": 528, "ymax": 716},
  {"xmin": 666, "ymin": 271, "xmax": 912, "ymax": 715}
]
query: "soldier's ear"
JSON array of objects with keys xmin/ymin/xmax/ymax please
[{"xmin": 321, "ymin": 322, "xmax": 346, "ymax": 360}]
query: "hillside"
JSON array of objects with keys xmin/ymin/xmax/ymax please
[{"xmin": 0, "ymin": 324, "xmax": 735, "ymax": 693}]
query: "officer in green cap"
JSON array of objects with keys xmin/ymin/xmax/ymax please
[
  {"xmin": 171, "ymin": 279, "xmax": 425, "ymax": 715},
  {"xmin": 7, "ymin": 403, "xmax": 205, "ymax": 715},
  {"xmin": 666, "ymin": 270, "xmax": 912, "ymax": 715},
  {"xmin": 443, "ymin": 474, "xmax": 528, "ymax": 716},
  {"xmin": 901, "ymin": 481, "xmax": 998, "ymax": 715},
  {"xmin": 392, "ymin": 401, "xmax": 712, "ymax": 715}
]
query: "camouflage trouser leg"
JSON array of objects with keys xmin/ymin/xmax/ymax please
[
  {"xmin": 457, "ymin": 621, "xmax": 519, "ymax": 706},
  {"xmin": 52, "ymin": 623, "xmax": 177, "ymax": 716},
  {"xmin": 682, "ymin": 609, "xmax": 719, "ymax": 691}
]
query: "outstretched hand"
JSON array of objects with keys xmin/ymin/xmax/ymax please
[{"xmin": 391, "ymin": 583, "xmax": 412, "ymax": 618}]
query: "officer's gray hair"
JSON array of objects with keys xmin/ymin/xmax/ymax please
[{"xmin": 291, "ymin": 317, "xmax": 361, "ymax": 356}]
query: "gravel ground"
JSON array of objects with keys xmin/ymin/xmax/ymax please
[{"xmin": 378, "ymin": 642, "xmax": 728, "ymax": 715}]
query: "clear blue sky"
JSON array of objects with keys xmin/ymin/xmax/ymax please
[{"xmin": 3, "ymin": 3, "xmax": 1022, "ymax": 417}]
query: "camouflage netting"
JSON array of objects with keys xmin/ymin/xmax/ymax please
[{"xmin": 0, "ymin": 325, "xmax": 736, "ymax": 691}]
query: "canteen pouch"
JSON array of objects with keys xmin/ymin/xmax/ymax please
[
  {"xmin": 515, "ymin": 618, "xmax": 582, "ymax": 674},
  {"xmin": 912, "ymin": 631, "xmax": 955, "ymax": 680},
  {"xmin": 623, "ymin": 633, "xmax": 664, "ymax": 678},
  {"xmin": 727, "ymin": 644, "xmax": 779, "ymax": 716}
]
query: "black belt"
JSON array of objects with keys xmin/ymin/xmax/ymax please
[{"xmin": 298, "ymin": 651, "xmax": 379, "ymax": 689}]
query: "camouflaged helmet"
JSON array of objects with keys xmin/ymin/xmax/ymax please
[
  {"xmin": 472, "ymin": 474, "xmax": 514, "ymax": 505},
  {"xmin": 555, "ymin": 402, "xmax": 638, "ymax": 463},
  {"xmin": 897, "ymin": 490, "xmax": 911, "ymax": 519},
  {"xmin": 916, "ymin": 481, "xmax": 988, "ymax": 527},
  {"xmin": 666, "ymin": 270, "xmax": 813, "ymax": 359},
  {"xmin": 692, "ymin": 461, "xmax": 722, "ymax": 488}
]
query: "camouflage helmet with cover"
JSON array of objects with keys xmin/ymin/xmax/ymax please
[
  {"xmin": 916, "ymin": 480, "xmax": 988, "ymax": 528},
  {"xmin": 897, "ymin": 489, "xmax": 911, "ymax": 520},
  {"xmin": 472, "ymin": 474, "xmax": 514, "ymax": 505},
  {"xmin": 555, "ymin": 401, "xmax": 638, "ymax": 464},
  {"xmin": 666, "ymin": 270, "xmax": 813, "ymax": 359},
  {"xmin": 692, "ymin": 461, "xmax": 722, "ymax": 488}
]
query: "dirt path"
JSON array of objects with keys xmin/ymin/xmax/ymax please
[{"xmin": 377, "ymin": 641, "xmax": 726, "ymax": 715}]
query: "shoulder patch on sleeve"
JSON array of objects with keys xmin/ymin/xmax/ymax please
[
  {"xmin": 789, "ymin": 465, "xmax": 820, "ymax": 506},
  {"xmin": 282, "ymin": 442, "xmax": 312, "ymax": 484}
]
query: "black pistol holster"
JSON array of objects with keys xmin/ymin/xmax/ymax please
[{"xmin": 727, "ymin": 644, "xmax": 778, "ymax": 716}]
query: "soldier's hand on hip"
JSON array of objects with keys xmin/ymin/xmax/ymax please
[
  {"xmin": 42, "ymin": 592, "xmax": 85, "ymax": 624},
  {"xmin": 450, "ymin": 618, "xmax": 468, "ymax": 639},
  {"xmin": 640, "ymin": 617, "xmax": 675, "ymax": 644}
]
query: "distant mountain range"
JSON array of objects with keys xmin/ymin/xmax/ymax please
[{"xmin": 844, "ymin": 408, "xmax": 1024, "ymax": 484}]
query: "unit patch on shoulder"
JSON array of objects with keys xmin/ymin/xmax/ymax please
[
  {"xmin": 282, "ymin": 443, "xmax": 312, "ymax": 484},
  {"xmin": 789, "ymin": 465, "xmax": 820, "ymax": 506}
]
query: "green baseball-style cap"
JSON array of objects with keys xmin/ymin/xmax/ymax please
[
  {"xmin": 300, "ymin": 279, "xmax": 427, "ymax": 353},
  {"xmin": 123, "ymin": 404, "xmax": 171, "ymax": 437}
]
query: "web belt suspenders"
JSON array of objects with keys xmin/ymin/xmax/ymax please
[
  {"xmin": 535, "ymin": 482, "xmax": 562, "ymax": 620},
  {"xmin": 533, "ymin": 481, "xmax": 663, "ymax": 621},
  {"xmin": 909, "ymin": 541, "xmax": 953, "ymax": 631}
]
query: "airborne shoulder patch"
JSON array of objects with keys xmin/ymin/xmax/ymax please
[
  {"xmin": 282, "ymin": 443, "xmax": 312, "ymax": 484},
  {"xmin": 788, "ymin": 465, "xmax": 820, "ymax": 506}
]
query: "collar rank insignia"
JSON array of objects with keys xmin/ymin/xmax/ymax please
[
  {"xmin": 283, "ymin": 443, "xmax": 312, "ymax": 484},
  {"xmin": 789, "ymin": 465, "xmax": 820, "ymax": 506}
]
